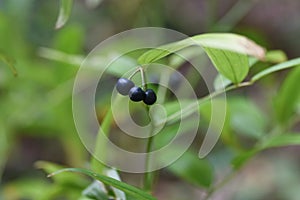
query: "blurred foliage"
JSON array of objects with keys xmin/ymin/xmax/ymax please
[{"xmin": 0, "ymin": 0, "xmax": 300, "ymax": 200}]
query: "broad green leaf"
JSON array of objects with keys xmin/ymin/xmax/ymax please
[
  {"xmin": 0, "ymin": 51, "xmax": 17, "ymax": 76},
  {"xmin": 167, "ymin": 150, "xmax": 213, "ymax": 188},
  {"xmin": 213, "ymin": 50, "xmax": 287, "ymax": 90},
  {"xmin": 56, "ymin": 0, "xmax": 74, "ymax": 29},
  {"xmin": 48, "ymin": 168, "xmax": 157, "ymax": 200},
  {"xmin": 204, "ymin": 47, "xmax": 249, "ymax": 83},
  {"xmin": 251, "ymin": 57, "xmax": 300, "ymax": 82},
  {"xmin": 232, "ymin": 133, "xmax": 300, "ymax": 169},
  {"xmin": 274, "ymin": 67, "xmax": 300, "ymax": 124},
  {"xmin": 139, "ymin": 33, "xmax": 265, "ymax": 84},
  {"xmin": 138, "ymin": 33, "xmax": 265, "ymax": 64}
]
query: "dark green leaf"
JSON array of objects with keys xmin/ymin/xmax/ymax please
[
  {"xmin": 48, "ymin": 168, "xmax": 157, "ymax": 200},
  {"xmin": 56, "ymin": 0, "xmax": 74, "ymax": 29}
]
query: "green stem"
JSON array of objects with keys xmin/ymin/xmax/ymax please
[{"xmin": 143, "ymin": 107, "xmax": 155, "ymax": 192}]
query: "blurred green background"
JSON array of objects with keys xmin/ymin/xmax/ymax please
[{"xmin": 0, "ymin": 0, "xmax": 300, "ymax": 199}]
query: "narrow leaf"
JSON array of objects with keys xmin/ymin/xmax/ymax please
[
  {"xmin": 56, "ymin": 0, "xmax": 74, "ymax": 29},
  {"xmin": 251, "ymin": 57, "xmax": 300, "ymax": 82},
  {"xmin": 48, "ymin": 168, "xmax": 157, "ymax": 200}
]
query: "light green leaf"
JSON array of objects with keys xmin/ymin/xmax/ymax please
[
  {"xmin": 251, "ymin": 57, "xmax": 300, "ymax": 82},
  {"xmin": 48, "ymin": 168, "xmax": 157, "ymax": 200},
  {"xmin": 139, "ymin": 33, "xmax": 265, "ymax": 84},
  {"xmin": 274, "ymin": 67, "xmax": 300, "ymax": 124},
  {"xmin": 204, "ymin": 47, "xmax": 249, "ymax": 83},
  {"xmin": 138, "ymin": 33, "xmax": 265, "ymax": 64},
  {"xmin": 213, "ymin": 50, "xmax": 287, "ymax": 90},
  {"xmin": 0, "ymin": 51, "xmax": 17, "ymax": 76},
  {"xmin": 167, "ymin": 150, "xmax": 213, "ymax": 188},
  {"xmin": 56, "ymin": 0, "xmax": 74, "ymax": 29}
]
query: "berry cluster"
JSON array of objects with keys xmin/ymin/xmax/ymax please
[{"xmin": 116, "ymin": 78, "xmax": 157, "ymax": 105}]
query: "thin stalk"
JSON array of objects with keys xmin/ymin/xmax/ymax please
[{"xmin": 143, "ymin": 107, "xmax": 155, "ymax": 192}]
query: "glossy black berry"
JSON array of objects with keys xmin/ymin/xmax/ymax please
[
  {"xmin": 116, "ymin": 78, "xmax": 135, "ymax": 95},
  {"xmin": 143, "ymin": 89, "xmax": 157, "ymax": 105},
  {"xmin": 129, "ymin": 86, "xmax": 145, "ymax": 102}
]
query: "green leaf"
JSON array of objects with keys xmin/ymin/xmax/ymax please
[
  {"xmin": 251, "ymin": 57, "xmax": 300, "ymax": 82},
  {"xmin": 48, "ymin": 168, "xmax": 157, "ymax": 200},
  {"xmin": 56, "ymin": 0, "xmax": 74, "ymax": 29},
  {"xmin": 213, "ymin": 50, "xmax": 287, "ymax": 90},
  {"xmin": 0, "ymin": 51, "xmax": 17, "ymax": 76},
  {"xmin": 138, "ymin": 33, "xmax": 265, "ymax": 84},
  {"xmin": 167, "ymin": 150, "xmax": 213, "ymax": 188},
  {"xmin": 204, "ymin": 47, "xmax": 249, "ymax": 83},
  {"xmin": 274, "ymin": 67, "xmax": 300, "ymax": 124},
  {"xmin": 138, "ymin": 33, "xmax": 265, "ymax": 64}
]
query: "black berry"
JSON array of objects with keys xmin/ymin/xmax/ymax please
[
  {"xmin": 143, "ymin": 89, "xmax": 157, "ymax": 105},
  {"xmin": 116, "ymin": 78, "xmax": 135, "ymax": 95},
  {"xmin": 129, "ymin": 86, "xmax": 145, "ymax": 102}
]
